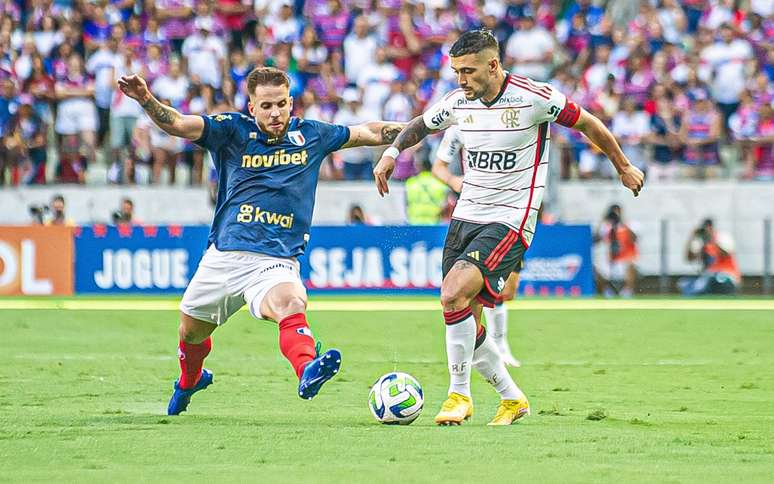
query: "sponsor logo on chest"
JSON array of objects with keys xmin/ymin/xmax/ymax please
[
  {"xmin": 466, "ymin": 150, "xmax": 523, "ymax": 171},
  {"xmin": 241, "ymin": 149, "xmax": 308, "ymax": 169}
]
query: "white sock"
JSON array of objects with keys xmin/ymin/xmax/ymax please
[
  {"xmin": 444, "ymin": 311, "xmax": 476, "ymax": 398},
  {"xmin": 485, "ymin": 303, "xmax": 508, "ymax": 343},
  {"xmin": 473, "ymin": 330, "xmax": 525, "ymax": 401}
]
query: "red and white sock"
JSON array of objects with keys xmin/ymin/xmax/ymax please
[
  {"xmin": 178, "ymin": 337, "xmax": 211, "ymax": 389},
  {"xmin": 279, "ymin": 313, "xmax": 316, "ymax": 379}
]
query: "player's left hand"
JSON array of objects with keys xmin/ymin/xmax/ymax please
[
  {"xmin": 373, "ymin": 155, "xmax": 396, "ymax": 196},
  {"xmin": 619, "ymin": 164, "xmax": 644, "ymax": 197}
]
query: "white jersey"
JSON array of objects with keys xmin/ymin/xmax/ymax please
[{"xmin": 424, "ymin": 74, "xmax": 580, "ymax": 246}]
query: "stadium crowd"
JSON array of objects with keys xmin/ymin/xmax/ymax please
[{"xmin": 0, "ymin": 0, "xmax": 772, "ymax": 185}]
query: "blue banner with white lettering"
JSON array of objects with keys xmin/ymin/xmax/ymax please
[
  {"xmin": 300, "ymin": 224, "xmax": 593, "ymax": 296},
  {"xmin": 74, "ymin": 225, "xmax": 209, "ymax": 293},
  {"xmin": 72, "ymin": 224, "xmax": 592, "ymax": 295}
]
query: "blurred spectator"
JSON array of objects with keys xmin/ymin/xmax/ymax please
[
  {"xmin": 357, "ymin": 47, "xmax": 399, "ymax": 119},
  {"xmin": 182, "ymin": 17, "xmax": 227, "ymax": 89},
  {"xmin": 45, "ymin": 194, "xmax": 74, "ymax": 226},
  {"xmin": 109, "ymin": 44, "xmax": 144, "ymax": 184},
  {"xmin": 593, "ymin": 204, "xmax": 639, "ymax": 298},
  {"xmin": 3, "ymin": 94, "xmax": 47, "ymax": 184},
  {"xmin": 333, "ymin": 88, "xmax": 373, "ymax": 180},
  {"xmin": 680, "ymin": 218, "xmax": 740, "ymax": 295},
  {"xmin": 151, "ymin": 57, "xmax": 189, "ymax": 109},
  {"xmin": 347, "ymin": 204, "xmax": 370, "ymax": 225},
  {"xmin": 112, "ymin": 196, "xmax": 136, "ymax": 224},
  {"xmin": 742, "ymin": 102, "xmax": 774, "ymax": 180},
  {"xmin": 266, "ymin": 1, "xmax": 302, "ymax": 44},
  {"xmin": 611, "ymin": 97, "xmax": 650, "ymax": 175},
  {"xmin": 680, "ymin": 91, "xmax": 723, "ymax": 178},
  {"xmin": 343, "ymin": 15, "xmax": 377, "ymax": 84},
  {"xmin": 700, "ymin": 23, "xmax": 753, "ymax": 130},
  {"xmin": 86, "ymin": 36, "xmax": 119, "ymax": 149},
  {"xmin": 646, "ymin": 96, "xmax": 682, "ymax": 180},
  {"xmin": 405, "ymin": 158, "xmax": 447, "ymax": 225},
  {"xmin": 213, "ymin": 0, "xmax": 252, "ymax": 49},
  {"xmin": 54, "ymin": 53, "xmax": 97, "ymax": 184},
  {"xmin": 155, "ymin": 0, "xmax": 194, "ymax": 54},
  {"xmin": 505, "ymin": 15, "xmax": 554, "ymax": 82}
]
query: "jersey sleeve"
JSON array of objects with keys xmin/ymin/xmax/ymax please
[
  {"xmin": 531, "ymin": 80, "xmax": 582, "ymax": 128},
  {"xmin": 308, "ymin": 119, "xmax": 350, "ymax": 153},
  {"xmin": 194, "ymin": 112, "xmax": 240, "ymax": 152},
  {"xmin": 422, "ymin": 90, "xmax": 459, "ymax": 131},
  {"xmin": 435, "ymin": 125, "xmax": 462, "ymax": 163}
]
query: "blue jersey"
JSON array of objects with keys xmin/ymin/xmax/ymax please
[{"xmin": 195, "ymin": 113, "xmax": 350, "ymax": 257}]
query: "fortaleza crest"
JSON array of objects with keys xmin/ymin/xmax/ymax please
[{"xmin": 288, "ymin": 130, "xmax": 306, "ymax": 146}]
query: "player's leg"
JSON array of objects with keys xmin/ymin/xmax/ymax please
[
  {"xmin": 471, "ymin": 300, "xmax": 530, "ymax": 425},
  {"xmin": 259, "ymin": 282, "xmax": 318, "ymax": 380},
  {"xmin": 169, "ymin": 247, "xmax": 243, "ymax": 415},
  {"xmin": 484, "ymin": 270, "xmax": 521, "ymax": 367},
  {"xmin": 247, "ymin": 260, "xmax": 341, "ymax": 400},
  {"xmin": 435, "ymin": 259, "xmax": 483, "ymax": 425}
]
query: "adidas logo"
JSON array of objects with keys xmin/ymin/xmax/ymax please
[
  {"xmin": 462, "ymin": 115, "xmax": 474, "ymax": 124},
  {"xmin": 467, "ymin": 250, "xmax": 480, "ymax": 261}
]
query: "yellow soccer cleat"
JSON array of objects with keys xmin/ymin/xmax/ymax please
[
  {"xmin": 434, "ymin": 392, "xmax": 474, "ymax": 426},
  {"xmin": 487, "ymin": 399, "xmax": 530, "ymax": 426}
]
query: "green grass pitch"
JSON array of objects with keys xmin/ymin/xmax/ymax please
[{"xmin": 1, "ymin": 297, "xmax": 773, "ymax": 483}]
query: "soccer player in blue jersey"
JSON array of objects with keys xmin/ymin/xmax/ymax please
[{"xmin": 117, "ymin": 68, "xmax": 403, "ymax": 415}]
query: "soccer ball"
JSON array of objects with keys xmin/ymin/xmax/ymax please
[{"xmin": 368, "ymin": 372, "xmax": 424, "ymax": 425}]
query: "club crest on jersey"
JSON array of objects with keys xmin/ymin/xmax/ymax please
[
  {"xmin": 288, "ymin": 131, "xmax": 306, "ymax": 146},
  {"xmin": 501, "ymin": 108, "xmax": 520, "ymax": 128}
]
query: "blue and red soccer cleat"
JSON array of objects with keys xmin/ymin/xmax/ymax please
[
  {"xmin": 298, "ymin": 347, "xmax": 341, "ymax": 400},
  {"xmin": 167, "ymin": 369, "xmax": 213, "ymax": 415}
]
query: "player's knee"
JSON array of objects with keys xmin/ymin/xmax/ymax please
[
  {"xmin": 272, "ymin": 294, "xmax": 307, "ymax": 319},
  {"xmin": 440, "ymin": 286, "xmax": 471, "ymax": 311}
]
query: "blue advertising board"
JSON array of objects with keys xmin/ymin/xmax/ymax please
[
  {"xmin": 74, "ymin": 225, "xmax": 209, "ymax": 294},
  {"xmin": 300, "ymin": 224, "xmax": 594, "ymax": 296},
  {"xmin": 72, "ymin": 224, "xmax": 593, "ymax": 296}
]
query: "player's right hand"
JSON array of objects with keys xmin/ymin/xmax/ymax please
[
  {"xmin": 620, "ymin": 164, "xmax": 644, "ymax": 197},
  {"xmin": 117, "ymin": 75, "xmax": 151, "ymax": 104},
  {"xmin": 373, "ymin": 155, "xmax": 396, "ymax": 196}
]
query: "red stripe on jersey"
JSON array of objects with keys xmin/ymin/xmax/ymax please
[
  {"xmin": 556, "ymin": 98, "xmax": 581, "ymax": 127},
  {"xmin": 517, "ymin": 123, "xmax": 548, "ymax": 248},
  {"xmin": 510, "ymin": 75, "xmax": 552, "ymax": 95},
  {"xmin": 508, "ymin": 79, "xmax": 551, "ymax": 100}
]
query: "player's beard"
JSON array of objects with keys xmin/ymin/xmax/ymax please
[{"xmin": 257, "ymin": 118, "xmax": 290, "ymax": 144}]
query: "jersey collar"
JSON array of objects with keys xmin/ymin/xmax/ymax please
[
  {"xmin": 256, "ymin": 117, "xmax": 299, "ymax": 144},
  {"xmin": 480, "ymin": 72, "xmax": 511, "ymax": 108}
]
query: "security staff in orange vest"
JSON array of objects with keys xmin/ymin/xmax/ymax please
[
  {"xmin": 594, "ymin": 204, "xmax": 639, "ymax": 297},
  {"xmin": 680, "ymin": 218, "xmax": 740, "ymax": 295}
]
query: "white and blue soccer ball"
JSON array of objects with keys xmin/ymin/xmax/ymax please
[{"xmin": 368, "ymin": 372, "xmax": 424, "ymax": 425}]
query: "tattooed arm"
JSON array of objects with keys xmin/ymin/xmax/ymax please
[
  {"xmin": 373, "ymin": 115, "xmax": 439, "ymax": 196},
  {"xmin": 340, "ymin": 122, "xmax": 405, "ymax": 149},
  {"xmin": 117, "ymin": 74, "xmax": 204, "ymax": 140}
]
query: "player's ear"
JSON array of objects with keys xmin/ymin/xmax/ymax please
[
  {"xmin": 288, "ymin": 96, "xmax": 293, "ymax": 112},
  {"xmin": 247, "ymin": 101, "xmax": 255, "ymax": 117}
]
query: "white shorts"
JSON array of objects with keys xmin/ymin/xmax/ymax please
[
  {"xmin": 55, "ymin": 99, "xmax": 98, "ymax": 135},
  {"xmin": 180, "ymin": 246, "xmax": 305, "ymax": 325}
]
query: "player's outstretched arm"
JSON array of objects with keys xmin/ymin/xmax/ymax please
[
  {"xmin": 341, "ymin": 122, "xmax": 404, "ymax": 149},
  {"xmin": 117, "ymin": 74, "xmax": 204, "ymax": 141},
  {"xmin": 373, "ymin": 115, "xmax": 436, "ymax": 196},
  {"xmin": 572, "ymin": 108, "xmax": 644, "ymax": 197}
]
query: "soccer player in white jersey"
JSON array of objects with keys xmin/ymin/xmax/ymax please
[
  {"xmin": 374, "ymin": 30, "xmax": 644, "ymax": 426},
  {"xmin": 432, "ymin": 125, "xmax": 522, "ymax": 368}
]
